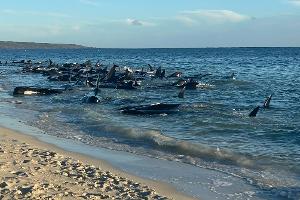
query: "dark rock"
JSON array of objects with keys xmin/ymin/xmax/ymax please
[{"xmin": 0, "ymin": 182, "xmax": 8, "ymax": 188}]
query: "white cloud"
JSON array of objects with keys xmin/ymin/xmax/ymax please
[
  {"xmin": 72, "ymin": 25, "xmax": 81, "ymax": 31},
  {"xmin": 178, "ymin": 10, "xmax": 251, "ymax": 25},
  {"xmin": 80, "ymin": 0, "xmax": 99, "ymax": 6},
  {"xmin": 126, "ymin": 18, "xmax": 156, "ymax": 26},
  {"xmin": 289, "ymin": 0, "xmax": 300, "ymax": 5},
  {"xmin": 126, "ymin": 18, "xmax": 143, "ymax": 26},
  {"xmin": 176, "ymin": 16, "xmax": 198, "ymax": 26}
]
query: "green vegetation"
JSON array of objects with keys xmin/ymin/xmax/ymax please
[{"xmin": 0, "ymin": 41, "xmax": 88, "ymax": 49}]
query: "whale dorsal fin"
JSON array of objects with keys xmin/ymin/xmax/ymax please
[
  {"xmin": 178, "ymin": 86, "xmax": 186, "ymax": 98},
  {"xmin": 263, "ymin": 94, "xmax": 273, "ymax": 108},
  {"xmin": 249, "ymin": 106, "xmax": 260, "ymax": 117}
]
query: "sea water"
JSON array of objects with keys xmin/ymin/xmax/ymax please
[{"xmin": 0, "ymin": 48, "xmax": 299, "ymax": 199}]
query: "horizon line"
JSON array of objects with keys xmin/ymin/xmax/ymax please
[{"xmin": 1, "ymin": 40, "xmax": 300, "ymax": 49}]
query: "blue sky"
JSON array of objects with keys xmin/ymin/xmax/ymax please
[{"xmin": 0, "ymin": 0, "xmax": 300, "ymax": 47}]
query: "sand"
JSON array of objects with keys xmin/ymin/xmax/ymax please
[{"xmin": 0, "ymin": 127, "xmax": 196, "ymax": 200}]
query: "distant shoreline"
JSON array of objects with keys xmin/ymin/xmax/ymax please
[
  {"xmin": 0, "ymin": 42, "xmax": 299, "ymax": 49},
  {"xmin": 0, "ymin": 41, "xmax": 90, "ymax": 49}
]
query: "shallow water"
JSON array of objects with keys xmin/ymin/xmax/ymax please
[{"xmin": 0, "ymin": 48, "xmax": 300, "ymax": 199}]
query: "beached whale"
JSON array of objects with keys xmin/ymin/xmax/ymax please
[
  {"xmin": 13, "ymin": 86, "xmax": 63, "ymax": 96},
  {"xmin": 120, "ymin": 103, "xmax": 180, "ymax": 115}
]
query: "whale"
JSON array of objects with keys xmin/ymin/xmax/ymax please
[
  {"xmin": 120, "ymin": 103, "xmax": 180, "ymax": 115},
  {"xmin": 116, "ymin": 81, "xmax": 137, "ymax": 90},
  {"xmin": 178, "ymin": 86, "xmax": 185, "ymax": 98},
  {"xmin": 148, "ymin": 64, "xmax": 155, "ymax": 72},
  {"xmin": 155, "ymin": 66, "xmax": 162, "ymax": 78},
  {"xmin": 12, "ymin": 60, "xmax": 25, "ymax": 64},
  {"xmin": 168, "ymin": 71, "xmax": 182, "ymax": 78},
  {"xmin": 263, "ymin": 94, "xmax": 273, "ymax": 108},
  {"xmin": 175, "ymin": 78, "xmax": 199, "ymax": 89},
  {"xmin": 249, "ymin": 106, "xmax": 260, "ymax": 117},
  {"xmin": 160, "ymin": 69, "xmax": 166, "ymax": 79},
  {"xmin": 13, "ymin": 86, "xmax": 63, "ymax": 96},
  {"xmin": 104, "ymin": 64, "xmax": 119, "ymax": 82},
  {"xmin": 82, "ymin": 95, "xmax": 100, "ymax": 103},
  {"xmin": 85, "ymin": 79, "xmax": 96, "ymax": 87},
  {"xmin": 225, "ymin": 72, "xmax": 236, "ymax": 80}
]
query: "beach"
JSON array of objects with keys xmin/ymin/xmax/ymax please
[
  {"xmin": 0, "ymin": 127, "xmax": 195, "ymax": 200},
  {"xmin": 1, "ymin": 0, "xmax": 300, "ymax": 198}
]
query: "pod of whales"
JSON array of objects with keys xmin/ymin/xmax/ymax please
[{"xmin": 10, "ymin": 59, "xmax": 275, "ymax": 117}]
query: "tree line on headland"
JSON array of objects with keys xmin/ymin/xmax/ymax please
[{"xmin": 0, "ymin": 41, "xmax": 88, "ymax": 49}]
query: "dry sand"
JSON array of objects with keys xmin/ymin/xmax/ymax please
[{"xmin": 0, "ymin": 127, "xmax": 196, "ymax": 200}]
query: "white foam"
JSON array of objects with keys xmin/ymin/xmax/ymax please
[{"xmin": 24, "ymin": 91, "xmax": 39, "ymax": 95}]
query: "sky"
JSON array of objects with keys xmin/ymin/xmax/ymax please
[{"xmin": 0, "ymin": 0, "xmax": 300, "ymax": 48}]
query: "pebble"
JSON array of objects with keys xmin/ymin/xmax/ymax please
[
  {"xmin": 1, "ymin": 188, "xmax": 10, "ymax": 195},
  {"xmin": 11, "ymin": 171, "xmax": 28, "ymax": 177},
  {"xmin": 0, "ymin": 182, "xmax": 8, "ymax": 188},
  {"xmin": 23, "ymin": 159, "xmax": 31, "ymax": 163},
  {"xmin": 62, "ymin": 172, "xmax": 69, "ymax": 177},
  {"xmin": 15, "ymin": 190, "xmax": 22, "ymax": 195}
]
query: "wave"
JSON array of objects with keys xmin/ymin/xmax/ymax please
[{"xmin": 91, "ymin": 123, "xmax": 258, "ymax": 168}]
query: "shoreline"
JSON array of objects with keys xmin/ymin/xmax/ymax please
[
  {"xmin": 0, "ymin": 109, "xmax": 266, "ymax": 200},
  {"xmin": 0, "ymin": 126, "xmax": 196, "ymax": 200}
]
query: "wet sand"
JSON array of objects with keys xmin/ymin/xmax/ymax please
[{"xmin": 0, "ymin": 127, "xmax": 196, "ymax": 200}]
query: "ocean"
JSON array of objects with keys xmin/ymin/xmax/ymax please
[{"xmin": 0, "ymin": 48, "xmax": 299, "ymax": 199}]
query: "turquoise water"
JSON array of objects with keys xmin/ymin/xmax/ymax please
[{"xmin": 0, "ymin": 48, "xmax": 299, "ymax": 199}]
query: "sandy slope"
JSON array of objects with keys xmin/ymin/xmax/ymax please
[{"xmin": 0, "ymin": 127, "xmax": 196, "ymax": 200}]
